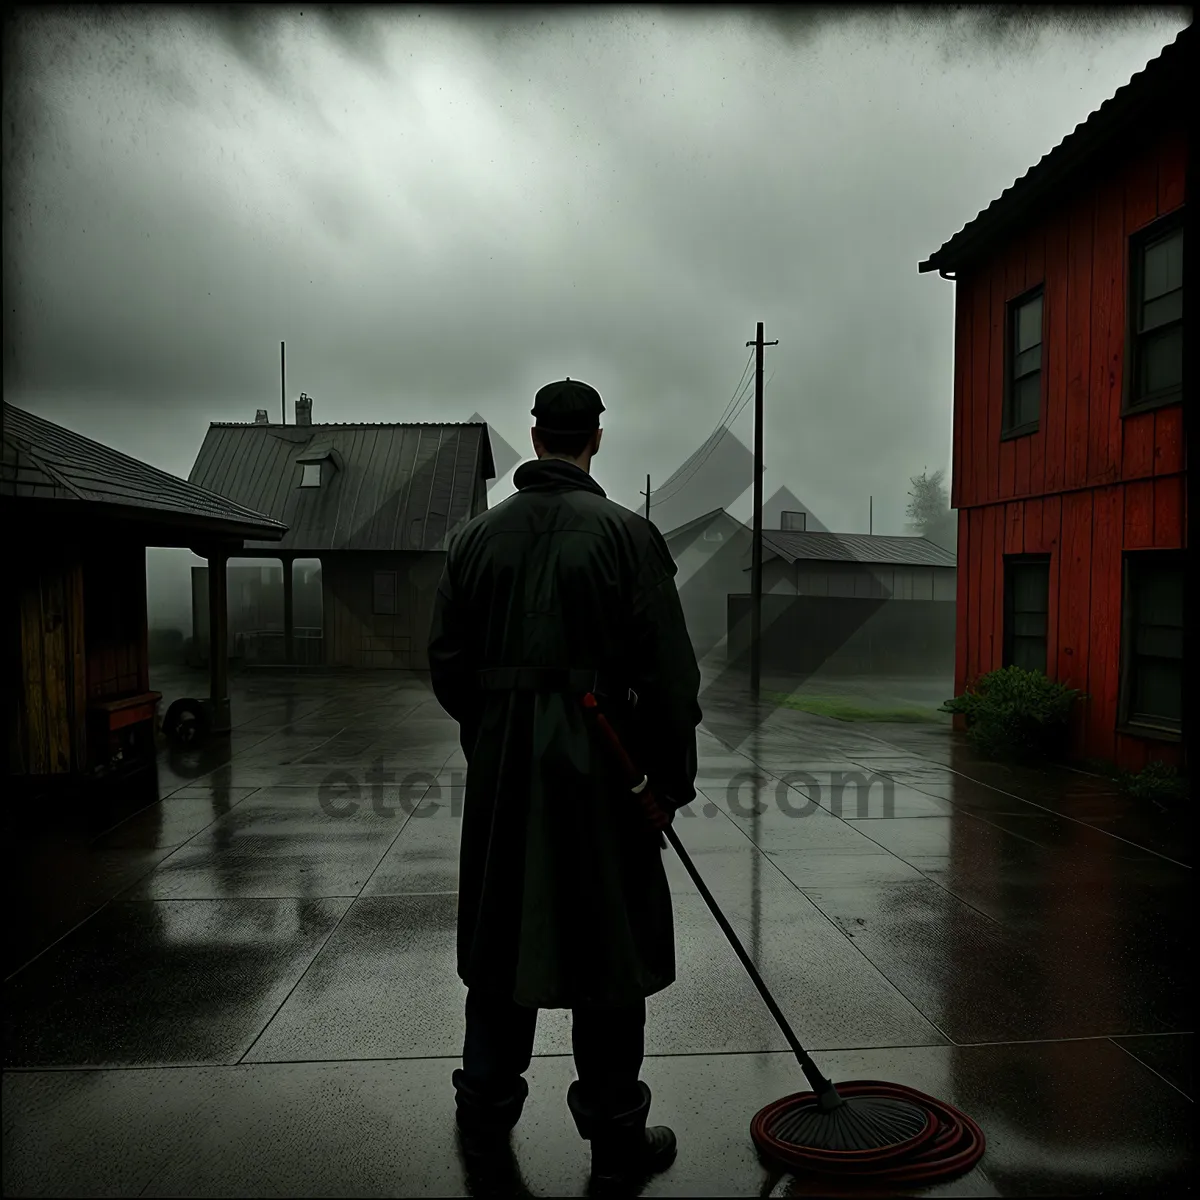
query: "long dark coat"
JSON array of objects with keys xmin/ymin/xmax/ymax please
[{"xmin": 427, "ymin": 457, "xmax": 703, "ymax": 1009}]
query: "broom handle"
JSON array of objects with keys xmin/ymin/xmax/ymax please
[{"xmin": 585, "ymin": 697, "xmax": 834, "ymax": 1095}]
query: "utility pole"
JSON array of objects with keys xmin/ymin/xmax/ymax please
[
  {"xmin": 643, "ymin": 474, "xmax": 651, "ymax": 520},
  {"xmin": 746, "ymin": 321, "xmax": 779, "ymax": 699},
  {"xmin": 870, "ymin": 496, "xmax": 873, "ymax": 535},
  {"xmin": 280, "ymin": 341, "xmax": 286, "ymax": 424}
]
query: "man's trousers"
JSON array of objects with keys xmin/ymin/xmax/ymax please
[{"xmin": 453, "ymin": 987, "xmax": 648, "ymax": 1136}]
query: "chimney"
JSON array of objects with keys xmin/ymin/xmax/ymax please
[
  {"xmin": 781, "ymin": 510, "xmax": 807, "ymax": 531},
  {"xmin": 254, "ymin": 409, "xmax": 269, "ymax": 424},
  {"xmin": 295, "ymin": 393, "xmax": 312, "ymax": 426}
]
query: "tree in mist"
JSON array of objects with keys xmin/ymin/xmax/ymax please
[{"xmin": 906, "ymin": 467, "xmax": 957, "ymax": 553}]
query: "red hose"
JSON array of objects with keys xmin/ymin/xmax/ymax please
[{"xmin": 751, "ymin": 1081, "xmax": 986, "ymax": 1183}]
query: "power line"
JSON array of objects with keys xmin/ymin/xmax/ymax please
[
  {"xmin": 726, "ymin": 366, "xmax": 774, "ymax": 427},
  {"xmin": 649, "ymin": 350, "xmax": 754, "ymax": 506},
  {"xmin": 708, "ymin": 348, "xmax": 756, "ymax": 433},
  {"xmin": 651, "ymin": 364, "xmax": 773, "ymax": 509},
  {"xmin": 650, "ymin": 385, "xmax": 751, "ymax": 507},
  {"xmin": 650, "ymin": 359, "xmax": 756, "ymax": 508},
  {"xmin": 654, "ymin": 355, "xmax": 753, "ymax": 499}
]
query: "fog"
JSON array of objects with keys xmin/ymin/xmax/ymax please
[{"xmin": 3, "ymin": 6, "xmax": 1188, "ymax": 635}]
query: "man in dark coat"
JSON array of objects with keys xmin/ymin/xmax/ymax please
[{"xmin": 427, "ymin": 378, "xmax": 703, "ymax": 1188}]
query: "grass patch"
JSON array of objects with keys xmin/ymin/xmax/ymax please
[{"xmin": 765, "ymin": 692, "xmax": 944, "ymax": 723}]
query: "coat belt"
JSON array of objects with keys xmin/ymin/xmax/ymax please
[{"xmin": 477, "ymin": 668, "xmax": 638, "ymax": 706}]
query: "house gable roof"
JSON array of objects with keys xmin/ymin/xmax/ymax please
[
  {"xmin": 188, "ymin": 421, "xmax": 495, "ymax": 552},
  {"xmin": 920, "ymin": 23, "xmax": 1192, "ymax": 275},
  {"xmin": 1, "ymin": 403, "xmax": 286, "ymax": 540}
]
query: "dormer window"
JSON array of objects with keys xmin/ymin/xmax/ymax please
[{"xmin": 296, "ymin": 441, "xmax": 340, "ymax": 488}]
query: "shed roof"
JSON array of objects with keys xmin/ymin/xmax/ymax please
[
  {"xmin": 1, "ymin": 403, "xmax": 287, "ymax": 540},
  {"xmin": 920, "ymin": 23, "xmax": 1192, "ymax": 274},
  {"xmin": 759, "ymin": 530, "xmax": 956, "ymax": 568},
  {"xmin": 188, "ymin": 421, "xmax": 495, "ymax": 552}
]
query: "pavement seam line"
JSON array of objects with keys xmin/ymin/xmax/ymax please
[
  {"xmin": 1106, "ymin": 1036, "xmax": 1194, "ymax": 1102},
  {"xmin": 231, "ymin": 756, "xmax": 446, "ymax": 1066},
  {"xmin": 683, "ymin": 804, "xmax": 953, "ymax": 1047},
  {"xmin": 232, "ymin": 895, "xmax": 361, "ymax": 1067},
  {"xmin": 838, "ymin": 729, "xmax": 1188, "ymax": 867},
  {"xmin": 2, "ymin": 785, "xmax": 261, "ymax": 986}
]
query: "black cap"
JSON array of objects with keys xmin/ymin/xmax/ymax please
[{"xmin": 531, "ymin": 377, "xmax": 605, "ymax": 434}]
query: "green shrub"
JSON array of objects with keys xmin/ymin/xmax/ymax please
[
  {"xmin": 940, "ymin": 666, "xmax": 1083, "ymax": 761},
  {"xmin": 1118, "ymin": 760, "xmax": 1188, "ymax": 807}
]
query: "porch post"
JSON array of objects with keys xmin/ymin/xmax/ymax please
[
  {"xmin": 208, "ymin": 547, "xmax": 231, "ymax": 733},
  {"xmin": 282, "ymin": 553, "xmax": 295, "ymax": 664}
]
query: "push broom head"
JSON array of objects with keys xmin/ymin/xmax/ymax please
[
  {"xmin": 751, "ymin": 1081, "xmax": 986, "ymax": 1181},
  {"xmin": 764, "ymin": 1090, "xmax": 931, "ymax": 1156}
]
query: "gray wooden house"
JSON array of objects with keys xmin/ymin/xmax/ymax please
[
  {"xmin": 188, "ymin": 398, "xmax": 495, "ymax": 669},
  {"xmin": 664, "ymin": 508, "xmax": 958, "ymax": 674}
]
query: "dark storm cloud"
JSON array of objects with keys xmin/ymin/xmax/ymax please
[
  {"xmin": 2, "ymin": 4, "xmax": 1190, "ymax": 544},
  {"xmin": 203, "ymin": 3, "xmax": 392, "ymax": 85}
]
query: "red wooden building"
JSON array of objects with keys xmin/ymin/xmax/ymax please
[{"xmin": 920, "ymin": 26, "xmax": 1190, "ymax": 771}]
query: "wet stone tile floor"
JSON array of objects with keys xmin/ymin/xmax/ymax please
[{"xmin": 3, "ymin": 667, "xmax": 1191, "ymax": 1197}]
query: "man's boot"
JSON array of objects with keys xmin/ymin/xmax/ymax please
[
  {"xmin": 452, "ymin": 1070, "xmax": 529, "ymax": 1161},
  {"xmin": 567, "ymin": 1080, "xmax": 676, "ymax": 1191}
]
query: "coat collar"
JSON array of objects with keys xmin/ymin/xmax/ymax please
[{"xmin": 512, "ymin": 457, "xmax": 607, "ymax": 498}]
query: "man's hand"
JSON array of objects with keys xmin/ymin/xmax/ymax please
[{"xmin": 635, "ymin": 781, "xmax": 672, "ymax": 832}]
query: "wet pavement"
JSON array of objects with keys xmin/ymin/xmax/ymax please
[{"xmin": 3, "ymin": 666, "xmax": 1192, "ymax": 1196}]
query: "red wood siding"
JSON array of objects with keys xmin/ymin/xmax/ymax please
[
  {"xmin": 956, "ymin": 482, "xmax": 1184, "ymax": 768},
  {"xmin": 949, "ymin": 123, "xmax": 1186, "ymax": 771}
]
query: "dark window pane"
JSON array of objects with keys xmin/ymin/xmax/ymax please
[
  {"xmin": 1006, "ymin": 561, "xmax": 1049, "ymax": 672},
  {"xmin": 1136, "ymin": 569, "xmax": 1184, "ymax": 624},
  {"xmin": 1132, "ymin": 659, "xmax": 1182, "ymax": 723},
  {"xmin": 1015, "ymin": 346, "xmax": 1042, "ymax": 377},
  {"xmin": 1012, "ymin": 566, "xmax": 1049, "ymax": 610},
  {"xmin": 1138, "ymin": 325, "xmax": 1183, "ymax": 397},
  {"xmin": 1141, "ymin": 290, "xmax": 1182, "ymax": 332},
  {"xmin": 1013, "ymin": 375, "xmax": 1040, "ymax": 427},
  {"xmin": 1136, "ymin": 627, "xmax": 1183, "ymax": 658},
  {"xmin": 1016, "ymin": 295, "xmax": 1043, "ymax": 352},
  {"xmin": 1142, "ymin": 229, "xmax": 1183, "ymax": 302},
  {"xmin": 1014, "ymin": 611, "xmax": 1047, "ymax": 637},
  {"xmin": 1012, "ymin": 636, "xmax": 1046, "ymax": 674},
  {"xmin": 1126, "ymin": 556, "xmax": 1184, "ymax": 726}
]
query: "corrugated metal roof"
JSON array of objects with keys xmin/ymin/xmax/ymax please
[
  {"xmin": 920, "ymin": 23, "xmax": 1192, "ymax": 274},
  {"xmin": 1, "ymin": 403, "xmax": 287, "ymax": 539},
  {"xmin": 188, "ymin": 421, "xmax": 494, "ymax": 552},
  {"xmin": 760, "ymin": 531, "xmax": 957, "ymax": 568}
]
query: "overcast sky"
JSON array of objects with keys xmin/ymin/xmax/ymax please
[{"xmin": 4, "ymin": 5, "xmax": 1190, "ymax": 542}]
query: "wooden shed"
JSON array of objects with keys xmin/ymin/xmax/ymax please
[
  {"xmin": 187, "ymin": 398, "xmax": 495, "ymax": 669},
  {"xmin": 2, "ymin": 403, "xmax": 286, "ymax": 783},
  {"xmin": 919, "ymin": 26, "xmax": 1190, "ymax": 769}
]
